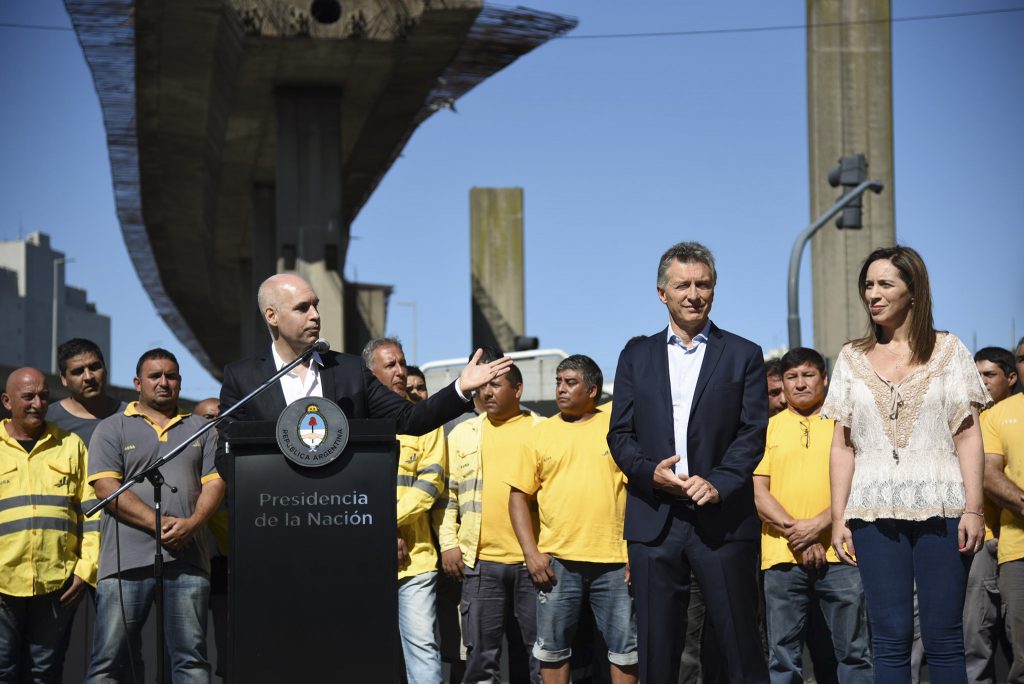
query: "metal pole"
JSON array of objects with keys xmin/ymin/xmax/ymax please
[
  {"xmin": 82, "ymin": 337, "xmax": 326, "ymax": 683},
  {"xmin": 397, "ymin": 301, "xmax": 418, "ymax": 364},
  {"xmin": 150, "ymin": 471, "xmax": 166, "ymax": 684},
  {"xmin": 787, "ymin": 180, "xmax": 884, "ymax": 349},
  {"xmin": 50, "ymin": 258, "xmax": 73, "ymax": 373},
  {"xmin": 85, "ymin": 339, "xmax": 328, "ymax": 518}
]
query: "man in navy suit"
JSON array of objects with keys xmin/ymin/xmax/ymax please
[
  {"xmin": 608, "ymin": 242, "xmax": 769, "ymax": 683},
  {"xmin": 218, "ymin": 274, "xmax": 510, "ymax": 464}
]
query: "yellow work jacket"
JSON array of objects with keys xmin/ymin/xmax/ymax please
[
  {"xmin": 0, "ymin": 420, "xmax": 100, "ymax": 596},
  {"xmin": 440, "ymin": 412, "xmax": 544, "ymax": 569},
  {"xmin": 397, "ymin": 426, "xmax": 447, "ymax": 580}
]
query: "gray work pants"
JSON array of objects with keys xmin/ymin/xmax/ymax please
[
  {"xmin": 461, "ymin": 560, "xmax": 540, "ymax": 684},
  {"xmin": 964, "ymin": 539, "xmax": 1002, "ymax": 684},
  {"xmin": 999, "ymin": 557, "xmax": 1024, "ymax": 683}
]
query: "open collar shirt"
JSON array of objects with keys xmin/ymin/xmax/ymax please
[
  {"xmin": 666, "ymin": 320, "xmax": 711, "ymax": 476},
  {"xmin": 271, "ymin": 344, "xmax": 325, "ymax": 405}
]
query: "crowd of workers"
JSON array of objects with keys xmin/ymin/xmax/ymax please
[{"xmin": 2, "ymin": 241, "xmax": 1023, "ymax": 684}]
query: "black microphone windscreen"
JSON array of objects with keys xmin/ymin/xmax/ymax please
[{"xmin": 312, "ymin": 339, "xmax": 330, "ymax": 353}]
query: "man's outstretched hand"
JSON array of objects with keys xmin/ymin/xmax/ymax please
[{"xmin": 458, "ymin": 349, "xmax": 513, "ymax": 393}]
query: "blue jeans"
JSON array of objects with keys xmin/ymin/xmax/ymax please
[
  {"xmin": 398, "ymin": 570, "xmax": 441, "ymax": 684},
  {"xmin": 763, "ymin": 563, "xmax": 872, "ymax": 684},
  {"xmin": 851, "ymin": 517, "xmax": 972, "ymax": 684},
  {"xmin": 534, "ymin": 558, "xmax": 638, "ymax": 666},
  {"xmin": 86, "ymin": 563, "xmax": 211, "ymax": 684},
  {"xmin": 0, "ymin": 586, "xmax": 79, "ymax": 683}
]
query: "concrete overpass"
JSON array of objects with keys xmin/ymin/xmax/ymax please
[{"xmin": 65, "ymin": 0, "xmax": 575, "ymax": 377}]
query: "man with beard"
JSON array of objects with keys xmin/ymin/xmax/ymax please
[{"xmin": 86, "ymin": 350, "xmax": 224, "ymax": 683}]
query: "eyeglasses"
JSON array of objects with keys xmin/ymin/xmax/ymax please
[{"xmin": 800, "ymin": 420, "xmax": 810, "ymax": 449}]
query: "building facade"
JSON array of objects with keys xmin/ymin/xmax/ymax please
[{"xmin": 0, "ymin": 231, "xmax": 111, "ymax": 373}]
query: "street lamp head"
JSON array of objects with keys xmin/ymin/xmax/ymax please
[
  {"xmin": 513, "ymin": 336, "xmax": 539, "ymax": 352},
  {"xmin": 310, "ymin": 0, "xmax": 342, "ymax": 24},
  {"xmin": 827, "ymin": 154, "xmax": 870, "ymax": 229},
  {"xmin": 828, "ymin": 154, "xmax": 868, "ymax": 189}
]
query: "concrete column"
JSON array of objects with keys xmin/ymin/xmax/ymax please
[
  {"xmin": 470, "ymin": 187, "xmax": 525, "ymax": 352},
  {"xmin": 807, "ymin": 0, "xmax": 896, "ymax": 361},
  {"xmin": 344, "ymin": 282, "xmax": 393, "ymax": 354},
  {"xmin": 240, "ymin": 183, "xmax": 278, "ymax": 359},
  {"xmin": 275, "ymin": 88, "xmax": 346, "ymax": 350}
]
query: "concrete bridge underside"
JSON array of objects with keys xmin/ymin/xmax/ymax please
[{"xmin": 66, "ymin": 0, "xmax": 575, "ymax": 377}]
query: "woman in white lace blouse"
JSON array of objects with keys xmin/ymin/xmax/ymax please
[{"xmin": 821, "ymin": 246, "xmax": 990, "ymax": 683}]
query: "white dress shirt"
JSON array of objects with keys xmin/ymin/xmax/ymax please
[
  {"xmin": 666, "ymin": 321, "xmax": 711, "ymax": 476},
  {"xmin": 271, "ymin": 344, "xmax": 325, "ymax": 405}
]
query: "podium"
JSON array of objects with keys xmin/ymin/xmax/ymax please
[{"xmin": 224, "ymin": 419, "xmax": 399, "ymax": 682}]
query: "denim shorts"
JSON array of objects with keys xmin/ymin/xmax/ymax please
[{"xmin": 534, "ymin": 557, "xmax": 638, "ymax": 666}]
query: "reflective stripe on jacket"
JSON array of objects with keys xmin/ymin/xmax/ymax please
[
  {"xmin": 0, "ymin": 420, "xmax": 100, "ymax": 596},
  {"xmin": 397, "ymin": 426, "xmax": 447, "ymax": 579},
  {"xmin": 440, "ymin": 412, "xmax": 544, "ymax": 568}
]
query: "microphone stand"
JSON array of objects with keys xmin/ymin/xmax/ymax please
[{"xmin": 85, "ymin": 340, "xmax": 327, "ymax": 684}]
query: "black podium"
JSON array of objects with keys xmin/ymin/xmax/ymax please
[{"xmin": 224, "ymin": 419, "xmax": 399, "ymax": 682}]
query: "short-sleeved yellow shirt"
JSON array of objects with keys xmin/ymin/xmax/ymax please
[
  {"xmin": 506, "ymin": 410, "xmax": 627, "ymax": 563},
  {"xmin": 982, "ymin": 395, "xmax": 1024, "ymax": 565},
  {"xmin": 754, "ymin": 409, "xmax": 838, "ymax": 569},
  {"xmin": 979, "ymin": 407, "xmax": 1001, "ymax": 543},
  {"xmin": 478, "ymin": 412, "xmax": 537, "ymax": 563}
]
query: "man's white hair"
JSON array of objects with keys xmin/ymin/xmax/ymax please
[{"xmin": 361, "ymin": 337, "xmax": 403, "ymax": 370}]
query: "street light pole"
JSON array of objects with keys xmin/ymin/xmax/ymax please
[
  {"xmin": 787, "ymin": 180, "xmax": 883, "ymax": 349},
  {"xmin": 396, "ymin": 301, "xmax": 418, "ymax": 364},
  {"xmin": 51, "ymin": 257, "xmax": 73, "ymax": 374}
]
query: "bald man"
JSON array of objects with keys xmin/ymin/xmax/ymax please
[
  {"xmin": 1, "ymin": 368, "xmax": 99, "ymax": 682},
  {"xmin": 194, "ymin": 398, "xmax": 220, "ymax": 420},
  {"xmin": 218, "ymin": 274, "xmax": 509, "ymax": 468}
]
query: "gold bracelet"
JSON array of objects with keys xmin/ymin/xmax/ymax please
[{"xmin": 962, "ymin": 510, "xmax": 984, "ymax": 519}]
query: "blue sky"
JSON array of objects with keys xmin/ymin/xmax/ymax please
[{"xmin": 1, "ymin": 1, "xmax": 1022, "ymax": 399}]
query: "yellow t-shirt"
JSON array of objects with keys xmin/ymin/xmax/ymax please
[
  {"xmin": 754, "ymin": 410, "xmax": 838, "ymax": 569},
  {"xmin": 478, "ymin": 413, "xmax": 537, "ymax": 563},
  {"xmin": 980, "ymin": 407, "xmax": 1001, "ymax": 543},
  {"xmin": 506, "ymin": 410, "xmax": 627, "ymax": 563},
  {"xmin": 983, "ymin": 395, "xmax": 1024, "ymax": 565}
]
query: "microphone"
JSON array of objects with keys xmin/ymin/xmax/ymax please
[{"xmin": 311, "ymin": 338, "xmax": 330, "ymax": 354}]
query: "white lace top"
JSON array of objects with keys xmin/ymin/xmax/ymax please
[{"xmin": 820, "ymin": 333, "xmax": 991, "ymax": 522}]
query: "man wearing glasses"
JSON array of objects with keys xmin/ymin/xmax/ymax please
[{"xmin": 752, "ymin": 347, "xmax": 872, "ymax": 683}]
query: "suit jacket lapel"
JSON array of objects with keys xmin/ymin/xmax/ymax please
[
  {"xmin": 259, "ymin": 353, "xmax": 288, "ymax": 415},
  {"xmin": 689, "ymin": 323, "xmax": 724, "ymax": 419},
  {"xmin": 319, "ymin": 353, "xmax": 336, "ymax": 404},
  {"xmin": 655, "ymin": 325, "xmax": 671, "ymax": 395},
  {"xmin": 652, "ymin": 328, "xmax": 674, "ymax": 422}
]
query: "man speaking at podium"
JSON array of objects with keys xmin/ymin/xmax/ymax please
[{"xmin": 218, "ymin": 274, "xmax": 510, "ymax": 451}]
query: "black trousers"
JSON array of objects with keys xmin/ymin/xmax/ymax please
[{"xmin": 628, "ymin": 507, "xmax": 768, "ymax": 684}]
